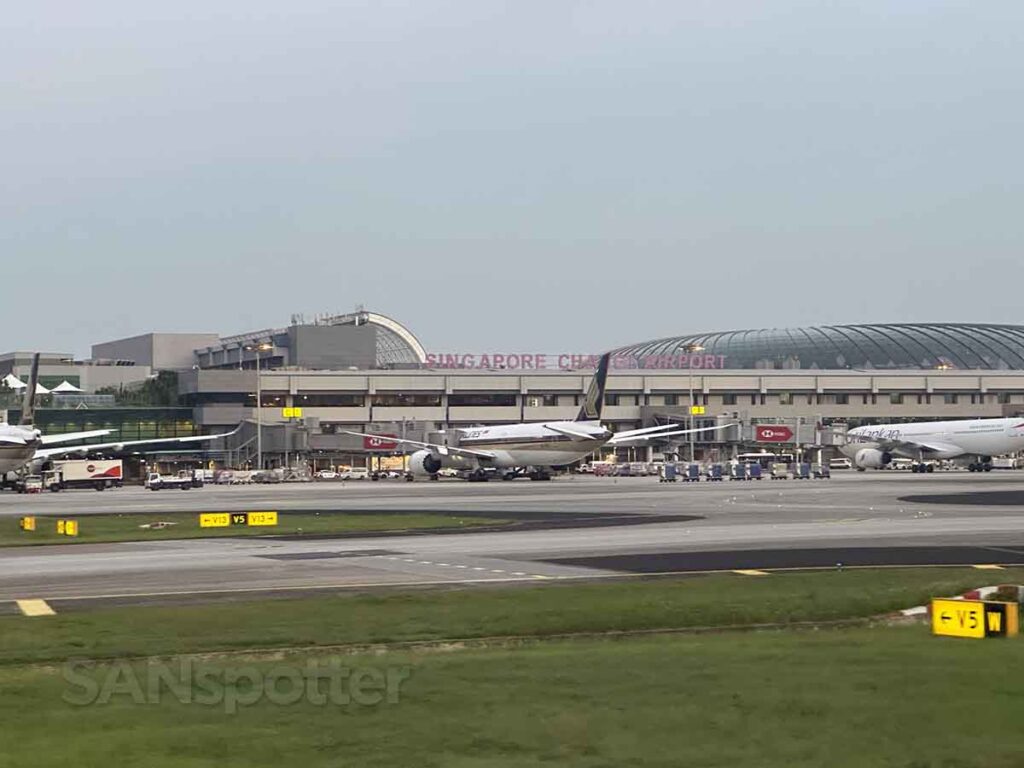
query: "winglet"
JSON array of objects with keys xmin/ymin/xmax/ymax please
[
  {"xmin": 575, "ymin": 353, "xmax": 611, "ymax": 422},
  {"xmin": 19, "ymin": 353, "xmax": 40, "ymax": 428}
]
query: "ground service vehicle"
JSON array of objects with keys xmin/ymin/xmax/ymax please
[
  {"xmin": 43, "ymin": 459, "xmax": 123, "ymax": 492},
  {"xmin": 146, "ymin": 471, "xmax": 201, "ymax": 490}
]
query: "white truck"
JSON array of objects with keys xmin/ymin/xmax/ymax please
[
  {"xmin": 146, "ymin": 470, "xmax": 203, "ymax": 491},
  {"xmin": 43, "ymin": 459, "xmax": 123, "ymax": 492}
]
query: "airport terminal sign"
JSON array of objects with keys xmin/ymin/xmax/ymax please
[
  {"xmin": 424, "ymin": 353, "xmax": 727, "ymax": 371},
  {"xmin": 364, "ymin": 434, "xmax": 399, "ymax": 451},
  {"xmin": 756, "ymin": 425, "xmax": 794, "ymax": 443}
]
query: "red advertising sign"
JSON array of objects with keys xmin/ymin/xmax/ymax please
[
  {"xmin": 363, "ymin": 434, "xmax": 399, "ymax": 451},
  {"xmin": 755, "ymin": 425, "xmax": 794, "ymax": 443}
]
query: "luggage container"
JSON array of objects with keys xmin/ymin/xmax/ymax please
[
  {"xmin": 729, "ymin": 463, "xmax": 746, "ymax": 481},
  {"xmin": 682, "ymin": 463, "xmax": 701, "ymax": 482},
  {"xmin": 793, "ymin": 462, "xmax": 811, "ymax": 480},
  {"xmin": 812, "ymin": 463, "xmax": 831, "ymax": 479},
  {"xmin": 747, "ymin": 463, "xmax": 763, "ymax": 480},
  {"xmin": 659, "ymin": 463, "xmax": 677, "ymax": 483},
  {"xmin": 707, "ymin": 464, "xmax": 724, "ymax": 481},
  {"xmin": 770, "ymin": 463, "xmax": 789, "ymax": 480}
]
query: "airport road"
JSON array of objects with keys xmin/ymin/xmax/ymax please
[{"xmin": 1, "ymin": 473, "xmax": 1024, "ymax": 612}]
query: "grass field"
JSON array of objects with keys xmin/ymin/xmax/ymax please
[
  {"xmin": 0, "ymin": 510, "xmax": 501, "ymax": 547},
  {"xmin": 2, "ymin": 627, "xmax": 1022, "ymax": 768},
  {"xmin": 1, "ymin": 569, "xmax": 1022, "ymax": 767},
  {"xmin": 1, "ymin": 567, "xmax": 1017, "ymax": 664}
]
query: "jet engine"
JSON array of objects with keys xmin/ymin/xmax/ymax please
[
  {"xmin": 854, "ymin": 448, "xmax": 892, "ymax": 469},
  {"xmin": 409, "ymin": 450, "xmax": 443, "ymax": 476}
]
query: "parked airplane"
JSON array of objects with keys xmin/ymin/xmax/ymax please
[
  {"xmin": 347, "ymin": 353, "xmax": 733, "ymax": 480},
  {"xmin": 840, "ymin": 417, "xmax": 1024, "ymax": 472},
  {"xmin": 0, "ymin": 354, "xmax": 236, "ymax": 478}
]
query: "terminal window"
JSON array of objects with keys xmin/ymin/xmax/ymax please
[
  {"xmin": 372, "ymin": 393, "xmax": 442, "ymax": 407},
  {"xmin": 890, "ymin": 393, "xmax": 904, "ymax": 405},
  {"xmin": 525, "ymin": 395, "xmax": 559, "ymax": 407},
  {"xmin": 297, "ymin": 394, "xmax": 366, "ymax": 407},
  {"xmin": 722, "ymin": 394, "xmax": 737, "ymax": 405},
  {"xmin": 943, "ymin": 393, "xmax": 959, "ymax": 405},
  {"xmin": 449, "ymin": 394, "xmax": 518, "ymax": 407}
]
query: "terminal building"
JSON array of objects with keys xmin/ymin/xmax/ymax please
[
  {"xmin": 169, "ymin": 319, "xmax": 1024, "ymax": 467},
  {"xmin": 10, "ymin": 317, "xmax": 1024, "ymax": 469}
]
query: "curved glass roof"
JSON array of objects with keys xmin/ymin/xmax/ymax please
[{"xmin": 612, "ymin": 324, "xmax": 1024, "ymax": 370}]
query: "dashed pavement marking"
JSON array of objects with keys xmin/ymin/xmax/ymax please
[
  {"xmin": 972, "ymin": 564, "xmax": 1005, "ymax": 570},
  {"xmin": 733, "ymin": 569, "xmax": 771, "ymax": 577},
  {"xmin": 16, "ymin": 599, "xmax": 56, "ymax": 617},
  {"xmin": 372, "ymin": 555, "xmax": 554, "ymax": 581}
]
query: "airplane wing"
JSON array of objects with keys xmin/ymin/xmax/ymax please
[
  {"xmin": 608, "ymin": 423, "xmax": 736, "ymax": 445},
  {"xmin": 543, "ymin": 424, "xmax": 602, "ymax": 441},
  {"xmin": 612, "ymin": 423, "xmax": 682, "ymax": 439},
  {"xmin": 39, "ymin": 430, "xmax": 113, "ymax": 445},
  {"xmin": 545, "ymin": 423, "xmax": 685, "ymax": 442},
  {"xmin": 34, "ymin": 428, "xmax": 241, "ymax": 460},
  {"xmin": 341, "ymin": 431, "xmax": 497, "ymax": 460}
]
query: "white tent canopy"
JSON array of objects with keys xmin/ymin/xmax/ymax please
[
  {"xmin": 51, "ymin": 380, "xmax": 83, "ymax": 393},
  {"xmin": 2, "ymin": 374, "xmax": 25, "ymax": 390}
]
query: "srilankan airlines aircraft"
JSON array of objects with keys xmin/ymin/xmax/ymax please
[
  {"xmin": 840, "ymin": 417, "xmax": 1024, "ymax": 473},
  {"xmin": 348, "ymin": 353, "xmax": 733, "ymax": 480},
  {"xmin": 0, "ymin": 354, "xmax": 237, "ymax": 479}
]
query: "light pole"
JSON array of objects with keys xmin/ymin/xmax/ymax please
[
  {"xmin": 685, "ymin": 343, "xmax": 704, "ymax": 464},
  {"xmin": 245, "ymin": 342, "xmax": 272, "ymax": 470}
]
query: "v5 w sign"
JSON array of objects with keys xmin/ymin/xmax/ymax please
[{"xmin": 755, "ymin": 425, "xmax": 794, "ymax": 443}]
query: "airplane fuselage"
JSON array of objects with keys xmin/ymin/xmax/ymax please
[
  {"xmin": 0, "ymin": 424, "xmax": 41, "ymax": 474},
  {"xmin": 841, "ymin": 417, "xmax": 1024, "ymax": 463},
  {"xmin": 455, "ymin": 420, "xmax": 612, "ymax": 469}
]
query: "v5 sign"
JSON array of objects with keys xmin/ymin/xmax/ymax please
[
  {"xmin": 755, "ymin": 425, "xmax": 794, "ymax": 443},
  {"xmin": 363, "ymin": 434, "xmax": 399, "ymax": 451}
]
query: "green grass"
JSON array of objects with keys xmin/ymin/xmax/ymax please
[
  {"xmin": 1, "ymin": 567, "xmax": 1018, "ymax": 665},
  {"xmin": 0, "ymin": 510, "xmax": 501, "ymax": 547},
  {"xmin": 2, "ymin": 569, "xmax": 1022, "ymax": 766},
  {"xmin": 1, "ymin": 626, "xmax": 1023, "ymax": 767}
]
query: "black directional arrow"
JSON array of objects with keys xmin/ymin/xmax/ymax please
[{"xmin": 940, "ymin": 612, "xmax": 951, "ymax": 624}]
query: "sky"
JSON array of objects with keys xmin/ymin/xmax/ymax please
[{"xmin": 3, "ymin": 1, "xmax": 1023, "ymax": 357}]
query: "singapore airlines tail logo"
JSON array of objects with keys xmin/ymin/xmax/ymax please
[{"xmin": 576, "ymin": 353, "xmax": 610, "ymax": 422}]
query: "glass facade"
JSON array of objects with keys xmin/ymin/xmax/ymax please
[
  {"xmin": 6, "ymin": 408, "xmax": 196, "ymax": 442},
  {"xmin": 613, "ymin": 324, "xmax": 1024, "ymax": 370}
]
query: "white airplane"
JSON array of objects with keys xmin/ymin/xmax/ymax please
[
  {"xmin": 348, "ymin": 353, "xmax": 733, "ymax": 480},
  {"xmin": 0, "ymin": 354, "xmax": 237, "ymax": 478},
  {"xmin": 840, "ymin": 417, "xmax": 1024, "ymax": 473}
]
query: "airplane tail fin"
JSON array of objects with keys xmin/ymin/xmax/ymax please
[
  {"xmin": 19, "ymin": 354, "xmax": 40, "ymax": 428},
  {"xmin": 575, "ymin": 353, "xmax": 611, "ymax": 422}
]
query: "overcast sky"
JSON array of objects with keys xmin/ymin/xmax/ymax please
[{"xmin": 3, "ymin": 1, "xmax": 1022, "ymax": 356}]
